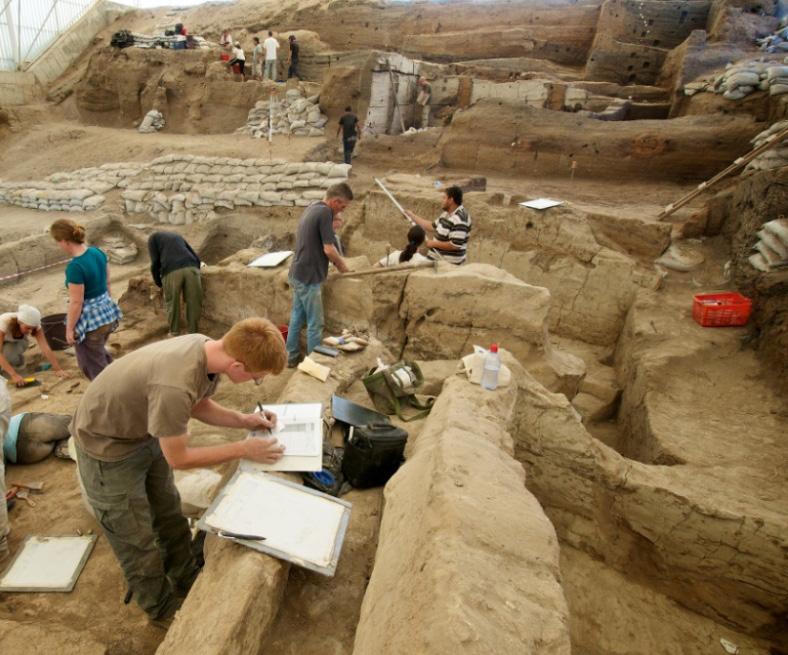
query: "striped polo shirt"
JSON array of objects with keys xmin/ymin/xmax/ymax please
[{"xmin": 428, "ymin": 205, "xmax": 472, "ymax": 265}]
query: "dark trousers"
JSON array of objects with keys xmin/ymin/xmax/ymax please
[
  {"xmin": 288, "ymin": 60, "xmax": 299, "ymax": 79},
  {"xmin": 75, "ymin": 322, "xmax": 115, "ymax": 380},
  {"xmin": 163, "ymin": 266, "xmax": 202, "ymax": 335},
  {"xmin": 343, "ymin": 136, "xmax": 357, "ymax": 165},
  {"xmin": 76, "ymin": 439, "xmax": 199, "ymax": 619}
]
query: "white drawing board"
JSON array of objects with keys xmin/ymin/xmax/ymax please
[
  {"xmin": 243, "ymin": 403, "xmax": 323, "ymax": 472},
  {"xmin": 519, "ymin": 198, "xmax": 564, "ymax": 210},
  {"xmin": 248, "ymin": 251, "xmax": 293, "ymax": 268},
  {"xmin": 0, "ymin": 535, "xmax": 96, "ymax": 592},
  {"xmin": 197, "ymin": 470, "xmax": 351, "ymax": 576}
]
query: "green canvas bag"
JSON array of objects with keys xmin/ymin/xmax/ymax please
[{"xmin": 362, "ymin": 361, "xmax": 434, "ymax": 422}]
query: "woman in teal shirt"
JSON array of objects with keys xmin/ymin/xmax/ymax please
[{"xmin": 50, "ymin": 219, "xmax": 122, "ymax": 380}]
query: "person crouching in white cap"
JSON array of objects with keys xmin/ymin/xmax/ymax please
[{"xmin": 0, "ymin": 305, "xmax": 69, "ymax": 387}]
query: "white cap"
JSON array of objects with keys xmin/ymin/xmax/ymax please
[{"xmin": 17, "ymin": 304, "xmax": 41, "ymax": 328}]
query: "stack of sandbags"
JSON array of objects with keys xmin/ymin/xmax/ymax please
[
  {"xmin": 715, "ymin": 60, "xmax": 769, "ymax": 100},
  {"xmin": 757, "ymin": 24, "xmax": 788, "ymax": 54},
  {"xmin": 0, "ymin": 182, "xmax": 106, "ymax": 212},
  {"xmin": 749, "ymin": 218, "xmax": 788, "ymax": 272},
  {"xmin": 120, "ymin": 155, "xmax": 351, "ymax": 224},
  {"xmin": 744, "ymin": 120, "xmax": 788, "ymax": 174},
  {"xmin": 764, "ymin": 64, "xmax": 788, "ymax": 96},
  {"xmin": 0, "ymin": 162, "xmax": 143, "ymax": 212},
  {"xmin": 138, "ymin": 110, "xmax": 165, "ymax": 134},
  {"xmin": 684, "ymin": 58, "xmax": 788, "ymax": 99},
  {"xmin": 239, "ymin": 89, "xmax": 328, "ymax": 138}
]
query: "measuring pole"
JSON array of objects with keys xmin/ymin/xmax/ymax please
[
  {"xmin": 374, "ymin": 178, "xmax": 415, "ymax": 225},
  {"xmin": 658, "ymin": 126, "xmax": 788, "ymax": 220}
]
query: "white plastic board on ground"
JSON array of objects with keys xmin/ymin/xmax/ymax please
[
  {"xmin": 0, "ymin": 535, "xmax": 96, "ymax": 592},
  {"xmin": 198, "ymin": 470, "xmax": 351, "ymax": 576},
  {"xmin": 247, "ymin": 251, "xmax": 293, "ymax": 268},
  {"xmin": 519, "ymin": 198, "xmax": 564, "ymax": 210}
]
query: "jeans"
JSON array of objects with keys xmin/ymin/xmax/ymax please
[
  {"xmin": 163, "ymin": 266, "xmax": 203, "ymax": 335},
  {"xmin": 343, "ymin": 136, "xmax": 357, "ymax": 165},
  {"xmin": 286, "ymin": 277, "xmax": 324, "ymax": 363},
  {"xmin": 76, "ymin": 439, "xmax": 199, "ymax": 619},
  {"xmin": 264, "ymin": 59, "xmax": 276, "ymax": 80}
]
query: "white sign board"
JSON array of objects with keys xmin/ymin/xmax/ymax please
[
  {"xmin": 519, "ymin": 198, "xmax": 564, "ymax": 210},
  {"xmin": 0, "ymin": 535, "xmax": 96, "ymax": 592}
]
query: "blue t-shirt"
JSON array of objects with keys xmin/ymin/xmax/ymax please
[
  {"xmin": 3, "ymin": 413, "xmax": 26, "ymax": 463},
  {"xmin": 65, "ymin": 246, "xmax": 108, "ymax": 299}
]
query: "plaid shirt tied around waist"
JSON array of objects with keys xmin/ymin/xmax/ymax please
[{"xmin": 74, "ymin": 291, "xmax": 122, "ymax": 342}]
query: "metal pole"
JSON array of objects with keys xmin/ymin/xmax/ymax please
[
  {"xmin": 16, "ymin": 0, "xmax": 20, "ymax": 70},
  {"xmin": 23, "ymin": 0, "xmax": 60, "ymax": 63},
  {"xmin": 0, "ymin": 0, "xmax": 18, "ymax": 70}
]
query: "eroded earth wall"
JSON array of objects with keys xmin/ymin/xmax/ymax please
[{"xmin": 353, "ymin": 368, "xmax": 571, "ymax": 655}]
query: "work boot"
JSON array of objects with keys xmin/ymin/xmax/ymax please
[{"xmin": 287, "ymin": 358, "xmax": 300, "ymax": 369}]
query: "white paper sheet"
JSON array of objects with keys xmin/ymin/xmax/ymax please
[
  {"xmin": 519, "ymin": 198, "xmax": 564, "ymax": 210},
  {"xmin": 204, "ymin": 472, "xmax": 346, "ymax": 568},
  {"xmin": 247, "ymin": 251, "xmax": 293, "ymax": 268}
]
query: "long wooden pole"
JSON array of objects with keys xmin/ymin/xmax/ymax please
[
  {"xmin": 332, "ymin": 261, "xmax": 436, "ymax": 279},
  {"xmin": 658, "ymin": 126, "xmax": 788, "ymax": 220}
]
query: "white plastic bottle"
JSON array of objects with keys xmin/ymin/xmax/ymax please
[{"xmin": 481, "ymin": 343, "xmax": 500, "ymax": 391}]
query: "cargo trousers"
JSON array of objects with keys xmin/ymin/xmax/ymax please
[
  {"xmin": 75, "ymin": 439, "xmax": 199, "ymax": 619},
  {"xmin": 163, "ymin": 266, "xmax": 202, "ymax": 335}
]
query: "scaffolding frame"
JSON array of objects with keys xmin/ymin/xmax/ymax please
[{"xmin": 0, "ymin": 0, "xmax": 99, "ymax": 71}]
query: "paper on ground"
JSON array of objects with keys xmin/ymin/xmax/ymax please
[
  {"xmin": 204, "ymin": 471, "xmax": 345, "ymax": 568},
  {"xmin": 519, "ymin": 198, "xmax": 564, "ymax": 210},
  {"xmin": 248, "ymin": 251, "xmax": 293, "ymax": 268}
]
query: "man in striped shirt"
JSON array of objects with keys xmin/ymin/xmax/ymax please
[{"xmin": 405, "ymin": 186, "xmax": 472, "ymax": 265}]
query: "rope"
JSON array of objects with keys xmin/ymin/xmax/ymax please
[{"xmin": 0, "ymin": 258, "xmax": 70, "ymax": 284}]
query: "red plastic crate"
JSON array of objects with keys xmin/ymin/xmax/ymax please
[{"xmin": 692, "ymin": 292, "xmax": 752, "ymax": 327}]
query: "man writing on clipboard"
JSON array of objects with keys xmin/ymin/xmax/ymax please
[{"xmin": 70, "ymin": 318, "xmax": 286, "ymax": 628}]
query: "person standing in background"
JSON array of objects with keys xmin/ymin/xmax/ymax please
[
  {"xmin": 50, "ymin": 219, "xmax": 122, "ymax": 380},
  {"xmin": 416, "ymin": 76, "xmax": 432, "ymax": 128},
  {"xmin": 287, "ymin": 34, "xmax": 300, "ymax": 79},
  {"xmin": 337, "ymin": 106, "xmax": 360, "ymax": 165},
  {"xmin": 228, "ymin": 41, "xmax": 246, "ymax": 80},
  {"xmin": 286, "ymin": 184, "xmax": 353, "ymax": 367},
  {"xmin": 263, "ymin": 31, "xmax": 279, "ymax": 81},
  {"xmin": 148, "ymin": 231, "xmax": 203, "ymax": 336},
  {"xmin": 252, "ymin": 36, "xmax": 263, "ymax": 80}
]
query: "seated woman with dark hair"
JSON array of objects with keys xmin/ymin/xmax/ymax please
[
  {"xmin": 4, "ymin": 413, "xmax": 72, "ymax": 464},
  {"xmin": 378, "ymin": 225, "xmax": 431, "ymax": 267}
]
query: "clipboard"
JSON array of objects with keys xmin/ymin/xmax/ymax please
[{"xmin": 196, "ymin": 470, "xmax": 351, "ymax": 576}]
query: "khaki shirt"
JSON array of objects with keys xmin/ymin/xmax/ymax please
[{"xmin": 71, "ymin": 334, "xmax": 218, "ymax": 461}]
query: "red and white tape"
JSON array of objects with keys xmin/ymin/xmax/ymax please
[{"xmin": 0, "ymin": 258, "xmax": 71, "ymax": 283}]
